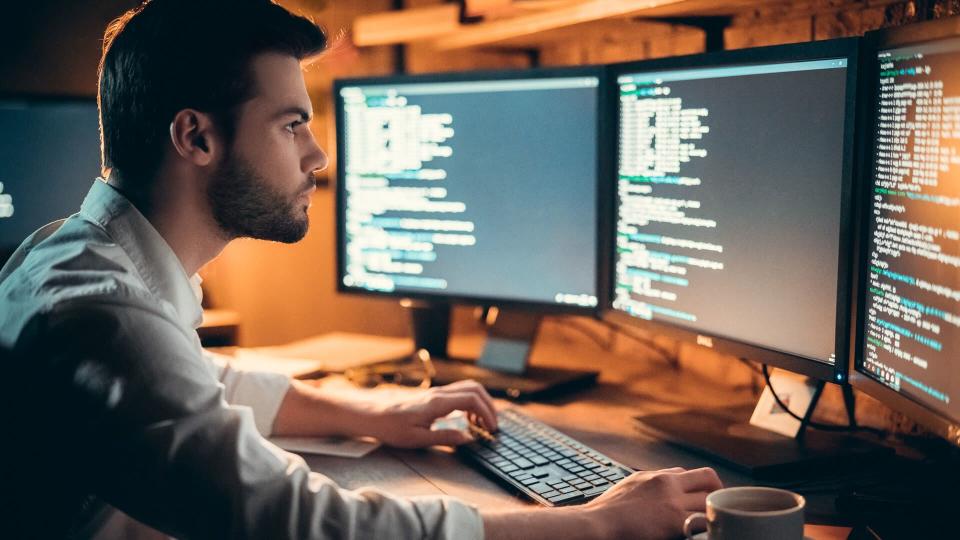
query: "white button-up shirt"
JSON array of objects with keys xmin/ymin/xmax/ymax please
[{"xmin": 0, "ymin": 178, "xmax": 483, "ymax": 539}]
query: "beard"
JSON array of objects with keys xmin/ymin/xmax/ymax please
[{"xmin": 207, "ymin": 152, "xmax": 312, "ymax": 243}]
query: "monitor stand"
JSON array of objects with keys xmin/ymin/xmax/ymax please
[
  {"xmin": 403, "ymin": 300, "xmax": 598, "ymax": 400},
  {"xmin": 634, "ymin": 377, "xmax": 890, "ymax": 481}
]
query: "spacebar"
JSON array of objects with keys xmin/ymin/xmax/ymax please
[{"xmin": 547, "ymin": 491, "xmax": 585, "ymax": 505}]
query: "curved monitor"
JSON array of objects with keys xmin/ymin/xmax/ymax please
[
  {"xmin": 603, "ymin": 39, "xmax": 860, "ymax": 382},
  {"xmin": 334, "ymin": 67, "xmax": 610, "ymax": 314},
  {"xmin": 0, "ymin": 96, "xmax": 100, "ymax": 261},
  {"xmin": 850, "ymin": 18, "xmax": 960, "ymax": 447}
]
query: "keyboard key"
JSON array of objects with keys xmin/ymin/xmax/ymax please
[
  {"xmin": 521, "ymin": 477, "xmax": 540, "ymax": 486},
  {"xmin": 567, "ymin": 466, "xmax": 585, "ymax": 473},
  {"xmin": 559, "ymin": 486, "xmax": 578, "ymax": 494},
  {"xmin": 540, "ymin": 490, "xmax": 561, "ymax": 499},
  {"xmin": 531, "ymin": 456, "xmax": 550, "ymax": 466},
  {"xmin": 500, "ymin": 464, "xmax": 519, "ymax": 473},
  {"xmin": 529, "ymin": 468, "xmax": 551, "ymax": 479},
  {"xmin": 512, "ymin": 457, "xmax": 534, "ymax": 469},
  {"xmin": 547, "ymin": 479, "xmax": 567, "ymax": 487},
  {"xmin": 529, "ymin": 482, "xmax": 554, "ymax": 494},
  {"xmin": 582, "ymin": 474, "xmax": 602, "ymax": 482},
  {"xmin": 580, "ymin": 485, "xmax": 610, "ymax": 498},
  {"xmin": 590, "ymin": 478, "xmax": 610, "ymax": 487},
  {"xmin": 547, "ymin": 491, "xmax": 585, "ymax": 505}
]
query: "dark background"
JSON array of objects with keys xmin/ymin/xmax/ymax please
[{"xmin": 0, "ymin": 100, "xmax": 101, "ymax": 251}]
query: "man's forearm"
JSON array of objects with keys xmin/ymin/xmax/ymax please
[
  {"xmin": 271, "ymin": 379, "xmax": 374, "ymax": 437},
  {"xmin": 483, "ymin": 507, "xmax": 607, "ymax": 540}
]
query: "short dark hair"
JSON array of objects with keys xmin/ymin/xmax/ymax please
[{"xmin": 98, "ymin": 0, "xmax": 326, "ymax": 183}]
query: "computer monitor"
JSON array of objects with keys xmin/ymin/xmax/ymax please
[
  {"xmin": 850, "ymin": 18, "xmax": 960, "ymax": 448},
  {"xmin": 333, "ymin": 67, "xmax": 610, "ymax": 397},
  {"xmin": 0, "ymin": 97, "xmax": 100, "ymax": 262},
  {"xmin": 334, "ymin": 67, "xmax": 606, "ymax": 312},
  {"xmin": 602, "ymin": 40, "xmax": 883, "ymax": 478},
  {"xmin": 604, "ymin": 39, "xmax": 860, "ymax": 384}
]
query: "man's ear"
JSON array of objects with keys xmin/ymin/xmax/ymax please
[{"xmin": 169, "ymin": 109, "xmax": 219, "ymax": 167}]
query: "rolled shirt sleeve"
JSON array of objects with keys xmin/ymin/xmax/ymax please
[{"xmin": 203, "ymin": 349, "xmax": 291, "ymax": 437}]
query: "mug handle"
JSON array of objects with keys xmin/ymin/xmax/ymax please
[{"xmin": 683, "ymin": 512, "xmax": 708, "ymax": 539}]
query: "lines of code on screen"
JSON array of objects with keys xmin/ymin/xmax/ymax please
[
  {"xmin": 861, "ymin": 39, "xmax": 960, "ymax": 421},
  {"xmin": 612, "ymin": 59, "xmax": 849, "ymax": 364},
  {"xmin": 339, "ymin": 78, "xmax": 599, "ymax": 307}
]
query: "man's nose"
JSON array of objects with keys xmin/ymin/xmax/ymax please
[{"xmin": 304, "ymin": 130, "xmax": 328, "ymax": 175}]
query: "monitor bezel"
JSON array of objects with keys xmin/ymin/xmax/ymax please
[
  {"xmin": 333, "ymin": 65, "xmax": 613, "ymax": 316},
  {"xmin": 847, "ymin": 17, "xmax": 960, "ymax": 447},
  {"xmin": 601, "ymin": 38, "xmax": 862, "ymax": 383}
]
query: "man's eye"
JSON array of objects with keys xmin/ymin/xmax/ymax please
[{"xmin": 286, "ymin": 121, "xmax": 302, "ymax": 133}]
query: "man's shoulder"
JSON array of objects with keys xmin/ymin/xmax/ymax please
[
  {"xmin": 3, "ymin": 216, "xmax": 142, "ymax": 292},
  {"xmin": 0, "ymin": 216, "xmax": 168, "ymax": 345}
]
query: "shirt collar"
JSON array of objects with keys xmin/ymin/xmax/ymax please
[{"xmin": 79, "ymin": 178, "xmax": 204, "ymax": 329}]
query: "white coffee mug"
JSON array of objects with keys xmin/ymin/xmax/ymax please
[{"xmin": 683, "ymin": 486, "xmax": 805, "ymax": 540}]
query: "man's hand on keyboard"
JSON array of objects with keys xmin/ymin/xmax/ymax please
[
  {"xmin": 584, "ymin": 467, "xmax": 722, "ymax": 539},
  {"xmin": 365, "ymin": 379, "xmax": 499, "ymax": 449}
]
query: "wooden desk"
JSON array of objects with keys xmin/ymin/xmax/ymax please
[{"xmin": 287, "ymin": 321, "xmax": 853, "ymax": 539}]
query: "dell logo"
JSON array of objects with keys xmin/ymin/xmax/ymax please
[{"xmin": 697, "ymin": 335, "xmax": 713, "ymax": 348}]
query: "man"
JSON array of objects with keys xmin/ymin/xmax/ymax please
[{"xmin": 0, "ymin": 0, "xmax": 721, "ymax": 538}]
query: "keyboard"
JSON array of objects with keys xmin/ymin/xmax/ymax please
[{"xmin": 458, "ymin": 409, "xmax": 635, "ymax": 506}]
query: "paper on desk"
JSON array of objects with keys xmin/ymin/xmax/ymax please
[
  {"xmin": 231, "ymin": 332, "xmax": 414, "ymax": 377},
  {"xmin": 270, "ymin": 436, "xmax": 381, "ymax": 458}
]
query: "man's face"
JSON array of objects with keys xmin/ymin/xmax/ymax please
[{"xmin": 207, "ymin": 52, "xmax": 327, "ymax": 243}]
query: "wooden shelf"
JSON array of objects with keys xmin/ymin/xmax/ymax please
[
  {"xmin": 353, "ymin": 0, "xmax": 766, "ymax": 51},
  {"xmin": 353, "ymin": 4, "xmax": 461, "ymax": 47}
]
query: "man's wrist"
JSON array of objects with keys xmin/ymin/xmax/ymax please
[
  {"xmin": 341, "ymin": 397, "xmax": 382, "ymax": 439},
  {"xmin": 273, "ymin": 381, "xmax": 372, "ymax": 438},
  {"xmin": 308, "ymin": 384, "xmax": 379, "ymax": 439},
  {"xmin": 561, "ymin": 506, "xmax": 610, "ymax": 539}
]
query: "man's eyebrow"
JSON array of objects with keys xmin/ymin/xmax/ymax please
[{"xmin": 273, "ymin": 106, "xmax": 313, "ymax": 122}]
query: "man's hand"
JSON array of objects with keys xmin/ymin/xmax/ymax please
[
  {"xmin": 365, "ymin": 379, "xmax": 499, "ymax": 449},
  {"xmin": 584, "ymin": 467, "xmax": 722, "ymax": 539},
  {"xmin": 482, "ymin": 467, "xmax": 722, "ymax": 540}
]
